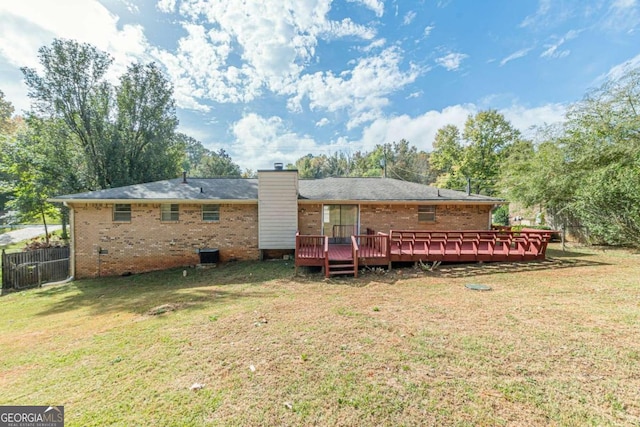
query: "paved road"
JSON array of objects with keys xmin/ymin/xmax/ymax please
[{"xmin": 0, "ymin": 225, "xmax": 63, "ymax": 247}]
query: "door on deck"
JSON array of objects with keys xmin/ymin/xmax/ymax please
[{"xmin": 323, "ymin": 205, "xmax": 359, "ymax": 243}]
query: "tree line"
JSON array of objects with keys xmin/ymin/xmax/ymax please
[{"xmin": 1, "ymin": 38, "xmax": 639, "ymax": 248}]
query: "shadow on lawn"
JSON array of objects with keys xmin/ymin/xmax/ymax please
[
  {"xmin": 295, "ymin": 247, "xmax": 608, "ymax": 284},
  {"xmin": 430, "ymin": 256, "xmax": 609, "ymax": 279},
  {"xmin": 34, "ymin": 260, "xmax": 294, "ymax": 317}
]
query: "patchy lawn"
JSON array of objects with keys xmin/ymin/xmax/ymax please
[{"xmin": 1, "ymin": 244, "xmax": 639, "ymax": 426}]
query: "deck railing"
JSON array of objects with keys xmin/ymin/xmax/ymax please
[
  {"xmin": 353, "ymin": 233, "xmax": 390, "ymax": 259},
  {"xmin": 350, "ymin": 236, "xmax": 359, "ymax": 278},
  {"xmin": 389, "ymin": 229, "xmax": 554, "ymax": 261},
  {"xmin": 295, "ymin": 228, "xmax": 554, "ymax": 277}
]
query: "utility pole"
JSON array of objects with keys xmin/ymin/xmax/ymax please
[{"xmin": 381, "ymin": 146, "xmax": 387, "ymax": 178}]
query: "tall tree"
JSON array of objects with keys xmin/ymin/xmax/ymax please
[
  {"xmin": 21, "ymin": 38, "xmax": 182, "ymax": 189},
  {"xmin": 111, "ymin": 62, "xmax": 182, "ymax": 186},
  {"xmin": 429, "ymin": 125, "xmax": 465, "ymax": 190},
  {"xmin": 431, "ymin": 110, "xmax": 521, "ymax": 195},
  {"xmin": 22, "ymin": 39, "xmax": 113, "ymax": 189},
  {"xmin": 460, "ymin": 110, "xmax": 521, "ymax": 195}
]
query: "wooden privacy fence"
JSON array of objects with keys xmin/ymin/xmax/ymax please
[{"xmin": 2, "ymin": 247, "xmax": 70, "ymax": 291}]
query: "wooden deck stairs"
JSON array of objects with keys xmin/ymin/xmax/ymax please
[{"xmin": 326, "ymin": 259, "xmax": 357, "ymax": 277}]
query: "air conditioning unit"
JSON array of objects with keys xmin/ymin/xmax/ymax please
[{"xmin": 198, "ymin": 248, "xmax": 219, "ymax": 264}]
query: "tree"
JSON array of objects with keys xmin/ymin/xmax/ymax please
[
  {"xmin": 192, "ymin": 149, "xmax": 242, "ymax": 177},
  {"xmin": 3, "ymin": 125, "xmax": 63, "ymax": 243},
  {"xmin": 502, "ymin": 67, "xmax": 640, "ymax": 247},
  {"xmin": 430, "ymin": 124, "xmax": 465, "ymax": 190},
  {"xmin": 22, "ymin": 39, "xmax": 114, "ymax": 189},
  {"xmin": 21, "ymin": 38, "xmax": 182, "ymax": 189},
  {"xmin": 0, "ymin": 89, "xmax": 15, "ymax": 134},
  {"xmin": 382, "ymin": 140, "xmax": 433, "ymax": 184},
  {"xmin": 431, "ymin": 111, "xmax": 521, "ymax": 195},
  {"xmin": 460, "ymin": 110, "xmax": 521, "ymax": 195},
  {"xmin": 111, "ymin": 62, "xmax": 182, "ymax": 186},
  {"xmin": 0, "ymin": 90, "xmax": 20, "ymax": 222}
]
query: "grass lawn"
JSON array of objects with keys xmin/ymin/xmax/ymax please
[{"xmin": 1, "ymin": 244, "xmax": 639, "ymax": 426}]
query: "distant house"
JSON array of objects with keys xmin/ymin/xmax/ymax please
[{"xmin": 52, "ymin": 166, "xmax": 504, "ymax": 278}]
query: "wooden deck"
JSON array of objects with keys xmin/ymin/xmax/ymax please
[{"xmin": 295, "ymin": 229, "xmax": 554, "ymax": 278}]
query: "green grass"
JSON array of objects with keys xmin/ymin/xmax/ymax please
[{"xmin": 1, "ymin": 245, "xmax": 639, "ymax": 426}]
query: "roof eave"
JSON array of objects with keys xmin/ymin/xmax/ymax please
[
  {"xmin": 49, "ymin": 198, "xmax": 258, "ymax": 204},
  {"xmin": 297, "ymin": 199, "xmax": 505, "ymax": 205}
]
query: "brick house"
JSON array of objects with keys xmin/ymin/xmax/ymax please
[{"xmin": 52, "ymin": 167, "xmax": 504, "ymax": 278}]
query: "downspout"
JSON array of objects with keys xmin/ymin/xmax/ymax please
[{"xmin": 66, "ymin": 202, "xmax": 76, "ymax": 280}]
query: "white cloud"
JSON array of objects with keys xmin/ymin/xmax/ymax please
[
  {"xmin": 424, "ymin": 25, "xmax": 435, "ymax": 37},
  {"xmin": 520, "ymin": 0, "xmax": 552, "ymax": 28},
  {"xmin": 361, "ymin": 38, "xmax": 386, "ymax": 52},
  {"xmin": 602, "ymin": 0, "xmax": 639, "ymax": 32},
  {"xmin": 287, "ymin": 47, "xmax": 421, "ymax": 129},
  {"xmin": 403, "ymin": 11, "xmax": 417, "ymax": 25},
  {"xmin": 156, "ymin": 0, "xmax": 177, "ymax": 13},
  {"xmin": 499, "ymin": 103, "xmax": 566, "ymax": 137},
  {"xmin": 346, "ymin": 0, "xmax": 384, "ymax": 17},
  {"xmin": 357, "ymin": 105, "xmax": 476, "ymax": 152},
  {"xmin": 435, "ymin": 52, "xmax": 468, "ymax": 71},
  {"xmin": 599, "ymin": 52, "xmax": 640, "ymax": 82},
  {"xmin": 540, "ymin": 29, "xmax": 580, "ymax": 59},
  {"xmin": 499, "ymin": 47, "xmax": 533, "ymax": 66},
  {"xmin": 154, "ymin": 0, "xmax": 379, "ymax": 113},
  {"xmin": 316, "ymin": 118, "xmax": 330, "ymax": 127},
  {"xmin": 0, "ymin": 1, "xmax": 151, "ymax": 112},
  {"xmin": 0, "ymin": 1, "xmax": 149, "ymax": 69},
  {"xmin": 230, "ymin": 113, "xmax": 324, "ymax": 170}
]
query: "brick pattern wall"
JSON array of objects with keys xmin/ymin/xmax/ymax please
[
  {"xmin": 297, "ymin": 203, "xmax": 492, "ymax": 235},
  {"xmin": 361, "ymin": 204, "xmax": 492, "ymax": 233},
  {"xmin": 298, "ymin": 204, "xmax": 323, "ymax": 235},
  {"xmin": 72, "ymin": 203, "xmax": 259, "ymax": 278}
]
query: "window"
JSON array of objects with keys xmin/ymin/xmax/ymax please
[
  {"xmin": 113, "ymin": 204, "xmax": 131, "ymax": 222},
  {"xmin": 418, "ymin": 205, "xmax": 436, "ymax": 222},
  {"xmin": 161, "ymin": 204, "xmax": 179, "ymax": 221},
  {"xmin": 202, "ymin": 204, "xmax": 220, "ymax": 222}
]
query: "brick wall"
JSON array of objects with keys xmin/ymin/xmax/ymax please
[
  {"xmin": 298, "ymin": 204, "xmax": 323, "ymax": 234},
  {"xmin": 297, "ymin": 203, "xmax": 492, "ymax": 235},
  {"xmin": 71, "ymin": 203, "xmax": 259, "ymax": 278},
  {"xmin": 361, "ymin": 204, "xmax": 492, "ymax": 233}
]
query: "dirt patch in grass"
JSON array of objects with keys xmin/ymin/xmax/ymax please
[{"xmin": 1, "ymin": 244, "xmax": 639, "ymax": 426}]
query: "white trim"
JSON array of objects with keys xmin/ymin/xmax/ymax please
[
  {"xmin": 298, "ymin": 199, "xmax": 504, "ymax": 206},
  {"xmin": 59, "ymin": 199, "xmax": 257, "ymax": 205}
]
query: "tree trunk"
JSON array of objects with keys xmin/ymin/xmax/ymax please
[
  {"xmin": 41, "ymin": 208, "xmax": 49, "ymax": 245},
  {"xmin": 60, "ymin": 206, "xmax": 69, "ymax": 241}
]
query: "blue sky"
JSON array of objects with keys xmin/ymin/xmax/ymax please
[{"xmin": 1, "ymin": 0, "xmax": 639, "ymax": 170}]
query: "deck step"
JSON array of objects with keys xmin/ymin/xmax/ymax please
[{"xmin": 327, "ymin": 263, "xmax": 356, "ymax": 276}]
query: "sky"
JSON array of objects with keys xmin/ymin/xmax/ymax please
[{"xmin": 1, "ymin": 0, "xmax": 639, "ymax": 171}]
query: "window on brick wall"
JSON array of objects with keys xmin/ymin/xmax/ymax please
[
  {"xmin": 202, "ymin": 204, "xmax": 220, "ymax": 222},
  {"xmin": 418, "ymin": 205, "xmax": 436, "ymax": 222},
  {"xmin": 161, "ymin": 204, "xmax": 179, "ymax": 221},
  {"xmin": 113, "ymin": 204, "xmax": 131, "ymax": 222}
]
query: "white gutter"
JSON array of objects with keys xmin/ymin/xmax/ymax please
[{"xmin": 50, "ymin": 198, "xmax": 258, "ymax": 205}]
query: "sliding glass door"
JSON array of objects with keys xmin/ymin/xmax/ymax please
[{"xmin": 323, "ymin": 205, "xmax": 359, "ymax": 243}]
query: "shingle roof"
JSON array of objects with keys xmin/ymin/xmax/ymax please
[
  {"xmin": 298, "ymin": 177, "xmax": 501, "ymax": 202},
  {"xmin": 52, "ymin": 176, "xmax": 503, "ymax": 203},
  {"xmin": 52, "ymin": 178, "xmax": 259, "ymax": 201}
]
